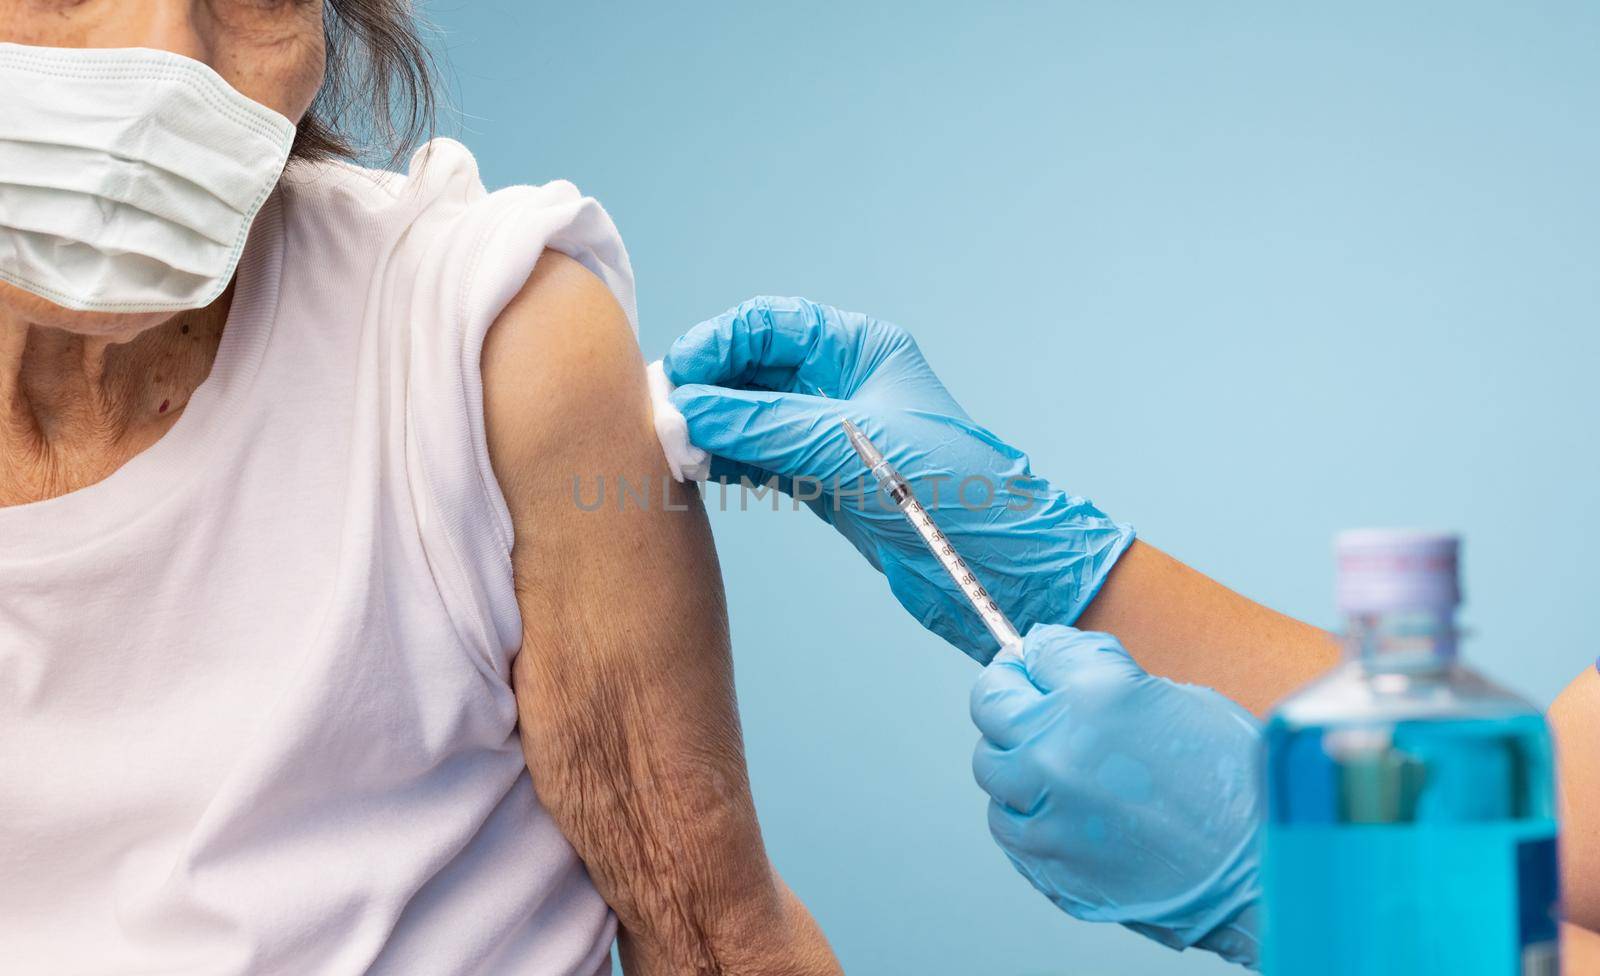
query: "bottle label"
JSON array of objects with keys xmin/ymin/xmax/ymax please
[{"xmin": 1262, "ymin": 823, "xmax": 1560, "ymax": 975}]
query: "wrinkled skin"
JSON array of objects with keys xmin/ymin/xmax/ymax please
[{"xmin": 0, "ymin": 0, "xmax": 324, "ymax": 503}]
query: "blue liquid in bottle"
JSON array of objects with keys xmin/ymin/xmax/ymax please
[{"xmin": 1262, "ymin": 533, "xmax": 1560, "ymax": 975}]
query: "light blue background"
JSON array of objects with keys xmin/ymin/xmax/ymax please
[{"xmin": 428, "ymin": 3, "xmax": 1599, "ymax": 973}]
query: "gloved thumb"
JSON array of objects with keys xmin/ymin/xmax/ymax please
[
  {"xmin": 1021, "ymin": 624, "xmax": 1145, "ymax": 694},
  {"xmin": 669, "ymin": 384, "xmax": 864, "ymax": 486},
  {"xmin": 969, "ymin": 654, "xmax": 1044, "ymax": 749}
]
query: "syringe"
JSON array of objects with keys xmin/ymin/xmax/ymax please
[{"xmin": 841, "ymin": 419, "xmax": 1023, "ymax": 656}]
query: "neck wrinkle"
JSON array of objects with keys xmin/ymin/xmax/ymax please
[
  {"xmin": 0, "ymin": 298, "xmax": 225, "ymax": 505},
  {"xmin": 0, "ymin": 315, "xmax": 42, "ymax": 450}
]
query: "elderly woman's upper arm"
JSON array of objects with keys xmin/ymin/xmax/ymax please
[{"xmin": 481, "ymin": 251, "xmax": 837, "ymax": 975}]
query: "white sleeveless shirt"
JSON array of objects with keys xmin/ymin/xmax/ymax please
[{"xmin": 0, "ymin": 140, "xmax": 626, "ymax": 975}]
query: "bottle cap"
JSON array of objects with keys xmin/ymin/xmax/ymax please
[{"xmin": 1335, "ymin": 529, "xmax": 1460, "ymax": 614}]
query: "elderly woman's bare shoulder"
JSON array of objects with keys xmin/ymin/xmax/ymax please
[{"xmin": 479, "ymin": 249, "xmax": 649, "ymax": 495}]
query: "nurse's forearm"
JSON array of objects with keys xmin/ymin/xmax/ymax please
[
  {"xmin": 1551, "ymin": 669, "xmax": 1600, "ymax": 932},
  {"xmin": 1076, "ymin": 541, "xmax": 1341, "ymax": 715}
]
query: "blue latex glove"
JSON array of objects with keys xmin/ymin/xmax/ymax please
[
  {"xmin": 971, "ymin": 625, "xmax": 1264, "ymax": 968},
  {"xmin": 665, "ymin": 297, "xmax": 1134, "ymax": 663}
]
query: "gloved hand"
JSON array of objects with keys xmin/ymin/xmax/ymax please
[
  {"xmin": 665, "ymin": 297, "xmax": 1134, "ymax": 663},
  {"xmin": 970, "ymin": 625, "xmax": 1264, "ymax": 968}
]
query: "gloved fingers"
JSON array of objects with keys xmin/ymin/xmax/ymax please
[
  {"xmin": 664, "ymin": 296, "xmax": 876, "ymax": 398},
  {"xmin": 744, "ymin": 362, "xmax": 824, "ymax": 395},
  {"xmin": 705, "ymin": 456, "xmax": 767, "ymax": 488},
  {"xmin": 665, "ymin": 297, "xmax": 816, "ymax": 388},
  {"xmin": 669, "ymin": 384, "xmax": 864, "ymax": 486},
  {"xmin": 988, "ymin": 804, "xmax": 1106, "ymax": 926},
  {"xmin": 971, "ymin": 738, "xmax": 1046, "ymax": 814},
  {"xmin": 986, "ymin": 798, "xmax": 1052, "ymax": 862},
  {"xmin": 706, "ymin": 459, "xmax": 817, "ymax": 504},
  {"xmin": 1022, "ymin": 624, "xmax": 1144, "ymax": 695},
  {"xmin": 703, "ymin": 459, "xmax": 862, "ymax": 533},
  {"xmin": 969, "ymin": 655, "xmax": 1044, "ymax": 748},
  {"xmin": 690, "ymin": 414, "xmax": 880, "ymax": 535},
  {"xmin": 1212, "ymin": 690, "xmax": 1267, "ymax": 740}
]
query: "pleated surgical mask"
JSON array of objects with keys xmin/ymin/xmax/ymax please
[{"xmin": 0, "ymin": 44, "xmax": 297, "ymax": 314}]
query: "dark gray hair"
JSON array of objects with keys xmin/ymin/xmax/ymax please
[{"xmin": 292, "ymin": 0, "xmax": 440, "ymax": 164}]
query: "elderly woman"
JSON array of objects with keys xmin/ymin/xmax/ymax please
[{"xmin": 0, "ymin": 3, "xmax": 835, "ymax": 974}]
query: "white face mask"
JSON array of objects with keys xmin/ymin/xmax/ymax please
[{"xmin": 0, "ymin": 44, "xmax": 297, "ymax": 314}]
